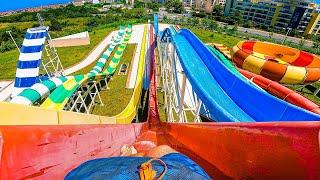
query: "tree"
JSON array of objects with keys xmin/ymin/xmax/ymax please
[
  {"xmin": 212, "ymin": 5, "xmax": 223, "ymax": 17},
  {"xmin": 243, "ymin": 21, "xmax": 253, "ymax": 28},
  {"xmin": 134, "ymin": 0, "xmax": 145, "ymax": 8},
  {"xmin": 147, "ymin": 2, "xmax": 160, "ymax": 12},
  {"xmin": 86, "ymin": 18, "xmax": 98, "ymax": 29},
  {"xmin": 312, "ymin": 35, "xmax": 320, "ymax": 48},
  {"xmin": 208, "ymin": 19, "xmax": 218, "ymax": 31},
  {"xmin": 226, "ymin": 25, "xmax": 238, "ymax": 35},
  {"xmin": 50, "ymin": 18, "xmax": 62, "ymax": 31},
  {"xmin": 165, "ymin": 0, "xmax": 184, "ymax": 14},
  {"xmin": 226, "ymin": 10, "xmax": 243, "ymax": 25},
  {"xmin": 298, "ymin": 37, "xmax": 306, "ymax": 49},
  {"xmin": 201, "ymin": 18, "xmax": 218, "ymax": 31}
]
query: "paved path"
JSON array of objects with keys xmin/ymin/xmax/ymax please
[
  {"xmin": 216, "ymin": 22, "xmax": 314, "ymax": 47},
  {"xmin": 237, "ymin": 26, "xmax": 313, "ymax": 47}
]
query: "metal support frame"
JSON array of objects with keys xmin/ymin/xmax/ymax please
[
  {"xmin": 6, "ymin": 31, "xmax": 20, "ymax": 53},
  {"xmin": 41, "ymin": 32, "xmax": 65, "ymax": 78},
  {"xmin": 159, "ymin": 33, "xmax": 202, "ymax": 123},
  {"xmin": 293, "ymin": 82, "xmax": 320, "ymax": 97},
  {"xmin": 66, "ymin": 80, "xmax": 105, "ymax": 114},
  {"xmin": 37, "ymin": 13, "xmax": 65, "ymax": 79}
]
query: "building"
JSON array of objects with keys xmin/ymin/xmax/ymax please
[
  {"xmin": 183, "ymin": 0, "xmax": 226, "ymax": 13},
  {"xmin": 73, "ymin": 0, "xmax": 95, "ymax": 6},
  {"xmin": 224, "ymin": 0, "xmax": 320, "ymax": 36},
  {"xmin": 214, "ymin": 0, "xmax": 227, "ymax": 6}
]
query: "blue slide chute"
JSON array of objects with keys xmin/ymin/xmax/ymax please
[
  {"xmin": 178, "ymin": 28, "xmax": 320, "ymax": 121},
  {"xmin": 165, "ymin": 28, "xmax": 254, "ymax": 122},
  {"xmin": 162, "ymin": 27, "xmax": 320, "ymax": 122}
]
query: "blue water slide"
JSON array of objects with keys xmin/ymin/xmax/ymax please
[
  {"xmin": 166, "ymin": 28, "xmax": 254, "ymax": 122},
  {"xmin": 179, "ymin": 28, "xmax": 320, "ymax": 121}
]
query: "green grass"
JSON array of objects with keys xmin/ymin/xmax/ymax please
[
  {"xmin": 0, "ymin": 50, "xmax": 20, "ymax": 80},
  {"xmin": 190, "ymin": 28, "xmax": 244, "ymax": 47},
  {"xmin": 91, "ymin": 44, "xmax": 136, "ymax": 116},
  {"xmin": 0, "ymin": 26, "xmax": 114, "ymax": 80},
  {"xmin": 289, "ymin": 83, "xmax": 320, "ymax": 105},
  {"xmin": 58, "ymin": 27, "xmax": 115, "ymax": 69}
]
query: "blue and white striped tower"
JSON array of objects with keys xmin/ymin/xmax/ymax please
[{"xmin": 12, "ymin": 26, "xmax": 48, "ymax": 97}]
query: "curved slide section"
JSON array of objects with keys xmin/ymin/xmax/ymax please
[
  {"xmin": 10, "ymin": 26, "xmax": 127, "ymax": 106},
  {"xmin": 231, "ymin": 41, "xmax": 320, "ymax": 84},
  {"xmin": 12, "ymin": 26, "xmax": 49, "ymax": 97},
  {"xmin": 212, "ymin": 44, "xmax": 320, "ymax": 114},
  {"xmin": 239, "ymin": 68, "xmax": 320, "ymax": 114},
  {"xmin": 179, "ymin": 29, "xmax": 320, "ymax": 121},
  {"xmin": 167, "ymin": 28, "xmax": 254, "ymax": 122},
  {"xmin": 11, "ymin": 76, "xmax": 70, "ymax": 105}
]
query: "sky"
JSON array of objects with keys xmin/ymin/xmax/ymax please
[
  {"xmin": 0, "ymin": 0, "xmax": 72, "ymax": 12},
  {"xmin": 1, "ymin": 0, "xmax": 320, "ymax": 12}
]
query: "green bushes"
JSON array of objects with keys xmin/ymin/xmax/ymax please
[
  {"xmin": 0, "ymin": 4, "xmax": 152, "ymax": 53},
  {"xmin": 0, "ymin": 27, "xmax": 24, "ymax": 52}
]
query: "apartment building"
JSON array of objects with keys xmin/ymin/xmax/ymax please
[
  {"xmin": 183, "ymin": 0, "xmax": 226, "ymax": 12},
  {"xmin": 224, "ymin": 0, "xmax": 320, "ymax": 36}
]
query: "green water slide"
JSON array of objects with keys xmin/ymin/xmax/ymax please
[
  {"xmin": 10, "ymin": 25, "xmax": 127, "ymax": 106},
  {"xmin": 41, "ymin": 25, "xmax": 133, "ymax": 110}
]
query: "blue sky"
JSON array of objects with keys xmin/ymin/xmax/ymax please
[
  {"xmin": 0, "ymin": 0, "xmax": 71, "ymax": 12},
  {"xmin": 1, "ymin": 0, "xmax": 320, "ymax": 13}
]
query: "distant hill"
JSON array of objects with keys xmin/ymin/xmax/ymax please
[{"xmin": 0, "ymin": 0, "xmax": 72, "ymax": 13}]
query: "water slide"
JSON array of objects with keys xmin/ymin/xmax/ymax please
[
  {"xmin": 39, "ymin": 24, "xmax": 148, "ymax": 124},
  {"xmin": 41, "ymin": 26, "xmax": 133, "ymax": 110},
  {"xmin": 231, "ymin": 41, "xmax": 320, "ymax": 84},
  {"xmin": 12, "ymin": 26, "xmax": 49, "ymax": 97},
  {"xmin": 0, "ymin": 24, "xmax": 319, "ymax": 179},
  {"xmin": 212, "ymin": 44, "xmax": 320, "ymax": 114},
  {"xmin": 168, "ymin": 28, "xmax": 320, "ymax": 121},
  {"xmin": 10, "ymin": 25, "xmax": 127, "ymax": 105},
  {"xmin": 170, "ymin": 26, "xmax": 198, "ymax": 111},
  {"xmin": 114, "ymin": 25, "xmax": 148, "ymax": 124},
  {"xmin": 167, "ymin": 27, "xmax": 253, "ymax": 122}
]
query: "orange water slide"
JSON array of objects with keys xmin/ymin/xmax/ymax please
[
  {"xmin": 0, "ymin": 27, "xmax": 320, "ymax": 179},
  {"xmin": 239, "ymin": 68, "xmax": 320, "ymax": 114},
  {"xmin": 231, "ymin": 41, "xmax": 320, "ymax": 84}
]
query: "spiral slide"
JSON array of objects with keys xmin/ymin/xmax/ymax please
[
  {"xmin": 212, "ymin": 44, "xmax": 320, "ymax": 114},
  {"xmin": 10, "ymin": 25, "xmax": 127, "ymax": 106},
  {"xmin": 231, "ymin": 41, "xmax": 320, "ymax": 84}
]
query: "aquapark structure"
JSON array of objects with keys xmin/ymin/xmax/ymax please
[
  {"xmin": 0, "ymin": 15, "xmax": 319, "ymax": 179},
  {"xmin": 231, "ymin": 41, "xmax": 320, "ymax": 84}
]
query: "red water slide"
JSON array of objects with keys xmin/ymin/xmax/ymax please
[
  {"xmin": 239, "ymin": 68, "xmax": 320, "ymax": 114},
  {"xmin": 0, "ymin": 25, "xmax": 319, "ymax": 179}
]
